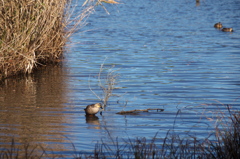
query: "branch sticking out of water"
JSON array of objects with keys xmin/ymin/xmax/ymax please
[
  {"xmin": 89, "ymin": 58, "xmax": 120, "ymax": 109},
  {"xmin": 82, "ymin": 0, "xmax": 120, "ymax": 15}
]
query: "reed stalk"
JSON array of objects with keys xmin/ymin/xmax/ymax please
[
  {"xmin": 89, "ymin": 58, "xmax": 120, "ymax": 108},
  {"xmin": 0, "ymin": 0, "xmax": 112, "ymax": 80},
  {"xmin": 0, "ymin": 0, "xmax": 67, "ymax": 79}
]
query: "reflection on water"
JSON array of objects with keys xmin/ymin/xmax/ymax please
[
  {"xmin": 196, "ymin": 0, "xmax": 200, "ymax": 7},
  {"xmin": 85, "ymin": 115, "xmax": 100, "ymax": 129},
  {"xmin": 0, "ymin": 65, "xmax": 71, "ymax": 156}
]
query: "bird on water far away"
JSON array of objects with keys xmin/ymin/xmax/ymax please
[
  {"xmin": 222, "ymin": 28, "xmax": 233, "ymax": 32},
  {"xmin": 84, "ymin": 103, "xmax": 102, "ymax": 115},
  {"xmin": 214, "ymin": 22, "xmax": 223, "ymax": 28}
]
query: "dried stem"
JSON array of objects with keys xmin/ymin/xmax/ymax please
[{"xmin": 89, "ymin": 58, "xmax": 120, "ymax": 108}]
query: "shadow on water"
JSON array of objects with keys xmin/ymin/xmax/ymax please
[{"xmin": 0, "ymin": 65, "xmax": 71, "ymax": 156}]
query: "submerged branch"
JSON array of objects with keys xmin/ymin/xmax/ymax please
[{"xmin": 116, "ymin": 108, "xmax": 164, "ymax": 115}]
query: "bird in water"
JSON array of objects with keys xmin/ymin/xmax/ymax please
[
  {"xmin": 84, "ymin": 103, "xmax": 102, "ymax": 115},
  {"xmin": 214, "ymin": 22, "xmax": 223, "ymax": 28},
  {"xmin": 222, "ymin": 28, "xmax": 233, "ymax": 32}
]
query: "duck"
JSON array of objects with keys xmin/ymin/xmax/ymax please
[
  {"xmin": 222, "ymin": 28, "xmax": 233, "ymax": 32},
  {"xmin": 84, "ymin": 103, "xmax": 102, "ymax": 115},
  {"xmin": 214, "ymin": 22, "xmax": 223, "ymax": 28}
]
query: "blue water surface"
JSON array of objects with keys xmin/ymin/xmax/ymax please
[{"xmin": 62, "ymin": 0, "xmax": 240, "ymax": 154}]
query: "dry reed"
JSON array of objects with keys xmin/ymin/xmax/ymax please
[
  {"xmin": 0, "ymin": 0, "xmax": 111, "ymax": 80},
  {"xmin": 89, "ymin": 58, "xmax": 120, "ymax": 108},
  {"xmin": 0, "ymin": 0, "xmax": 67, "ymax": 79}
]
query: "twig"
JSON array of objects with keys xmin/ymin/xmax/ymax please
[
  {"xmin": 89, "ymin": 57, "xmax": 120, "ymax": 108},
  {"xmin": 88, "ymin": 75, "xmax": 102, "ymax": 101},
  {"xmin": 116, "ymin": 108, "xmax": 164, "ymax": 115}
]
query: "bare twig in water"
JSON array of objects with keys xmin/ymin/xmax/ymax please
[
  {"xmin": 89, "ymin": 76, "xmax": 102, "ymax": 101},
  {"xmin": 116, "ymin": 108, "xmax": 164, "ymax": 115},
  {"xmin": 89, "ymin": 58, "xmax": 120, "ymax": 108},
  {"xmin": 82, "ymin": 0, "xmax": 120, "ymax": 15}
]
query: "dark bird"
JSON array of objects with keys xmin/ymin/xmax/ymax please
[
  {"xmin": 222, "ymin": 28, "xmax": 233, "ymax": 32},
  {"xmin": 214, "ymin": 22, "xmax": 223, "ymax": 28},
  {"xmin": 84, "ymin": 103, "xmax": 102, "ymax": 115}
]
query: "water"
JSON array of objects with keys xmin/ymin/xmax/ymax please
[{"xmin": 1, "ymin": 0, "xmax": 240, "ymax": 157}]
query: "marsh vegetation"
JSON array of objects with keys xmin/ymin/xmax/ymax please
[{"xmin": 0, "ymin": 0, "xmax": 113, "ymax": 80}]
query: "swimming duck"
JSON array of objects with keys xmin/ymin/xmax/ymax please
[
  {"xmin": 214, "ymin": 22, "xmax": 223, "ymax": 28},
  {"xmin": 222, "ymin": 28, "xmax": 233, "ymax": 32},
  {"xmin": 84, "ymin": 103, "xmax": 102, "ymax": 115}
]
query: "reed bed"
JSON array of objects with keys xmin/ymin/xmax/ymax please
[
  {"xmin": 0, "ymin": 0, "xmax": 102, "ymax": 80},
  {"xmin": 0, "ymin": 0, "xmax": 66, "ymax": 79}
]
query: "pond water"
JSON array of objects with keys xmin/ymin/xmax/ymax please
[{"xmin": 1, "ymin": 0, "xmax": 240, "ymax": 157}]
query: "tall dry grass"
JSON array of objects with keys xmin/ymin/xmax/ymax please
[
  {"xmin": 205, "ymin": 105, "xmax": 240, "ymax": 159},
  {"xmin": 0, "ymin": 0, "xmax": 106, "ymax": 80},
  {"xmin": 0, "ymin": 0, "xmax": 67, "ymax": 79}
]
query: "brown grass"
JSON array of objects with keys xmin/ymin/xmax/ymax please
[
  {"xmin": 0, "ymin": 0, "xmax": 103, "ymax": 80},
  {"xmin": 0, "ymin": 0, "xmax": 67, "ymax": 79},
  {"xmin": 204, "ymin": 105, "xmax": 240, "ymax": 159}
]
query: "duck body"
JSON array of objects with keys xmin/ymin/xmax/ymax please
[
  {"xmin": 84, "ymin": 103, "xmax": 102, "ymax": 115},
  {"xmin": 214, "ymin": 22, "xmax": 223, "ymax": 28},
  {"xmin": 222, "ymin": 28, "xmax": 233, "ymax": 32}
]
